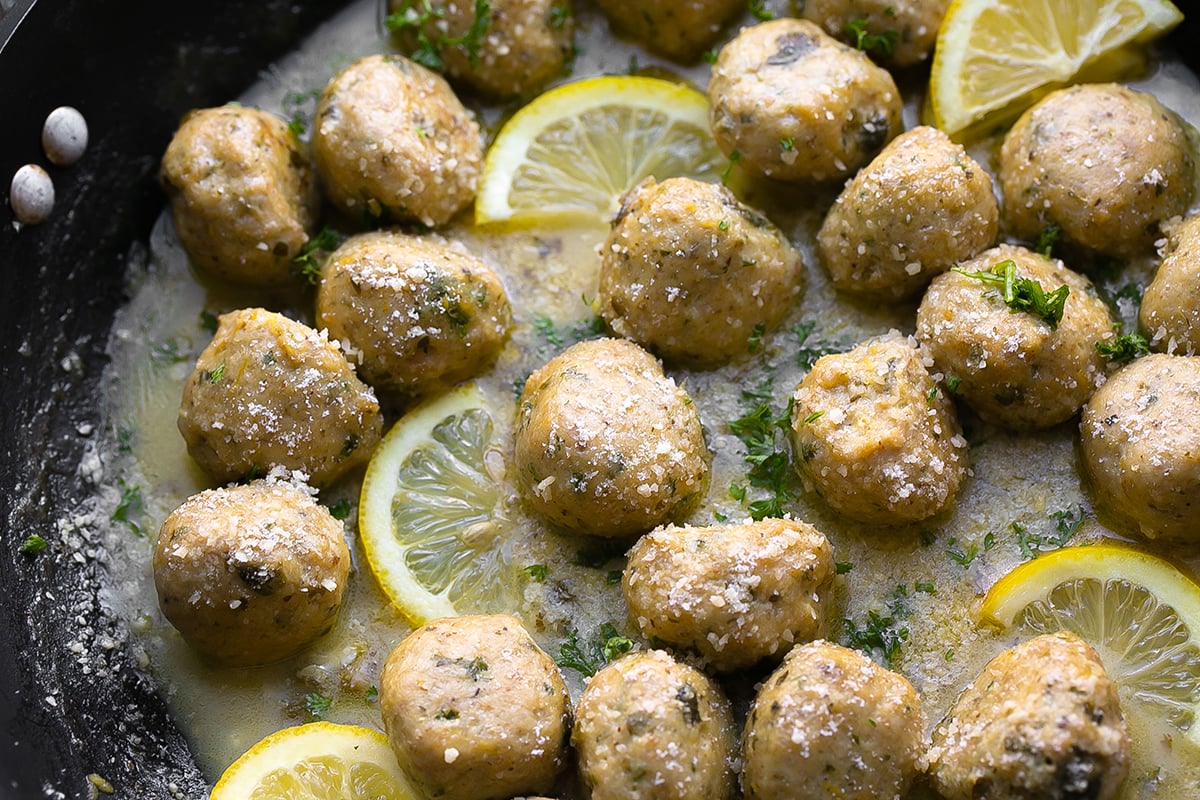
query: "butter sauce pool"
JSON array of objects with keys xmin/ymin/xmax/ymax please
[{"xmin": 96, "ymin": 0, "xmax": 1200, "ymax": 796}]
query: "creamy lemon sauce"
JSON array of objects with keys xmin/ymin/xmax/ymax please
[{"xmin": 97, "ymin": 0, "xmax": 1200, "ymax": 796}]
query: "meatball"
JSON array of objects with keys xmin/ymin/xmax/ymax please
[
  {"xmin": 573, "ymin": 649, "xmax": 736, "ymax": 800},
  {"xmin": 800, "ymin": 0, "xmax": 950, "ymax": 67},
  {"xmin": 817, "ymin": 125, "xmax": 999, "ymax": 300},
  {"xmin": 311, "ymin": 54, "xmax": 482, "ymax": 227},
  {"xmin": 790, "ymin": 331, "xmax": 969, "ymax": 524},
  {"xmin": 916, "ymin": 244, "xmax": 1115, "ymax": 429},
  {"xmin": 178, "ymin": 307, "xmax": 382, "ymax": 488},
  {"xmin": 594, "ymin": 0, "xmax": 744, "ymax": 63},
  {"xmin": 623, "ymin": 518, "xmax": 834, "ymax": 671},
  {"xmin": 927, "ymin": 631, "xmax": 1130, "ymax": 800},
  {"xmin": 1079, "ymin": 353, "xmax": 1200, "ymax": 542},
  {"xmin": 708, "ymin": 19, "xmax": 902, "ymax": 183},
  {"xmin": 153, "ymin": 479, "xmax": 350, "ymax": 666},
  {"xmin": 379, "ymin": 614, "xmax": 571, "ymax": 800},
  {"xmin": 1141, "ymin": 213, "xmax": 1200, "ymax": 355},
  {"xmin": 316, "ymin": 230, "xmax": 511, "ymax": 400},
  {"xmin": 513, "ymin": 338, "xmax": 709, "ymax": 538},
  {"xmin": 742, "ymin": 640, "xmax": 927, "ymax": 800},
  {"xmin": 159, "ymin": 105, "xmax": 318, "ymax": 286},
  {"xmin": 999, "ymin": 83, "xmax": 1194, "ymax": 258},
  {"xmin": 387, "ymin": 0, "xmax": 573, "ymax": 97},
  {"xmin": 598, "ymin": 177, "xmax": 805, "ymax": 367}
]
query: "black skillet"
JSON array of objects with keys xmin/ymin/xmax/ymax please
[{"xmin": 1, "ymin": 2, "xmax": 1198, "ymax": 798}]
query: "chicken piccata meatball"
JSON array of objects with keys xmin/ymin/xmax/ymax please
[
  {"xmin": 153, "ymin": 479, "xmax": 350, "ymax": 666},
  {"xmin": 708, "ymin": 19, "xmax": 902, "ymax": 183},
  {"xmin": 1141, "ymin": 213, "xmax": 1200, "ymax": 355},
  {"xmin": 177, "ymin": 307, "xmax": 382, "ymax": 488},
  {"xmin": 818, "ymin": 125, "xmax": 998, "ymax": 299},
  {"xmin": 387, "ymin": 0, "xmax": 574, "ymax": 97},
  {"xmin": 316, "ymin": 230, "xmax": 511, "ymax": 401},
  {"xmin": 159, "ymin": 105, "xmax": 318, "ymax": 286},
  {"xmin": 513, "ymin": 338, "xmax": 709, "ymax": 538},
  {"xmin": 623, "ymin": 517, "xmax": 835, "ymax": 671},
  {"xmin": 800, "ymin": 0, "xmax": 950, "ymax": 66},
  {"xmin": 573, "ymin": 649, "xmax": 737, "ymax": 800},
  {"xmin": 312, "ymin": 54, "xmax": 483, "ymax": 227},
  {"xmin": 999, "ymin": 83, "xmax": 1194, "ymax": 258},
  {"xmin": 742, "ymin": 640, "xmax": 927, "ymax": 800},
  {"xmin": 379, "ymin": 614, "xmax": 571, "ymax": 800},
  {"xmin": 599, "ymin": 176, "xmax": 805, "ymax": 366},
  {"xmin": 790, "ymin": 331, "xmax": 969, "ymax": 524},
  {"xmin": 1080, "ymin": 353, "xmax": 1200, "ymax": 542},
  {"xmin": 927, "ymin": 631, "xmax": 1130, "ymax": 800},
  {"xmin": 916, "ymin": 244, "xmax": 1115, "ymax": 429},
  {"xmin": 594, "ymin": 0, "xmax": 744, "ymax": 63}
]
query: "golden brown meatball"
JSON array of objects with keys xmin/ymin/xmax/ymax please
[
  {"xmin": 311, "ymin": 54, "xmax": 482, "ymax": 227},
  {"xmin": 623, "ymin": 518, "xmax": 835, "ymax": 671},
  {"xmin": 387, "ymin": 0, "xmax": 574, "ymax": 97},
  {"xmin": 177, "ymin": 307, "xmax": 382, "ymax": 488},
  {"xmin": 153, "ymin": 479, "xmax": 350, "ymax": 666},
  {"xmin": 598, "ymin": 177, "xmax": 805, "ymax": 367},
  {"xmin": 742, "ymin": 640, "xmax": 927, "ymax": 800},
  {"xmin": 513, "ymin": 338, "xmax": 709, "ymax": 538},
  {"xmin": 594, "ymin": 0, "xmax": 744, "ymax": 63},
  {"xmin": 1141, "ymin": 214, "xmax": 1200, "ymax": 355},
  {"xmin": 916, "ymin": 244, "xmax": 1115, "ymax": 430},
  {"xmin": 817, "ymin": 125, "xmax": 998, "ymax": 300},
  {"xmin": 708, "ymin": 19, "xmax": 902, "ymax": 183},
  {"xmin": 315, "ymin": 230, "xmax": 511, "ymax": 401},
  {"xmin": 927, "ymin": 631, "xmax": 1130, "ymax": 800},
  {"xmin": 1079, "ymin": 353, "xmax": 1200, "ymax": 542},
  {"xmin": 379, "ymin": 614, "xmax": 571, "ymax": 800},
  {"xmin": 800, "ymin": 0, "xmax": 950, "ymax": 67},
  {"xmin": 573, "ymin": 649, "xmax": 736, "ymax": 800},
  {"xmin": 789, "ymin": 331, "xmax": 969, "ymax": 524},
  {"xmin": 999, "ymin": 83, "xmax": 1194, "ymax": 258},
  {"xmin": 159, "ymin": 105, "xmax": 318, "ymax": 286}
]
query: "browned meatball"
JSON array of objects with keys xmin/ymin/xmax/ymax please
[
  {"xmin": 159, "ymin": 105, "xmax": 318, "ymax": 286},
  {"xmin": 312, "ymin": 54, "xmax": 482, "ymax": 227},
  {"xmin": 599, "ymin": 177, "xmax": 805, "ymax": 366},
  {"xmin": 927, "ymin": 631, "xmax": 1130, "ymax": 800},
  {"xmin": 790, "ymin": 331, "xmax": 969, "ymax": 524},
  {"xmin": 800, "ymin": 0, "xmax": 950, "ymax": 66},
  {"xmin": 153, "ymin": 479, "xmax": 350, "ymax": 666},
  {"xmin": 387, "ymin": 0, "xmax": 574, "ymax": 97},
  {"xmin": 999, "ymin": 83, "xmax": 1194, "ymax": 258},
  {"xmin": 594, "ymin": 0, "xmax": 744, "ymax": 63},
  {"xmin": 573, "ymin": 650, "xmax": 737, "ymax": 800},
  {"xmin": 742, "ymin": 640, "xmax": 928, "ymax": 800},
  {"xmin": 379, "ymin": 614, "xmax": 571, "ymax": 800},
  {"xmin": 1141, "ymin": 213, "xmax": 1200, "ymax": 355},
  {"xmin": 817, "ymin": 125, "xmax": 998, "ymax": 299},
  {"xmin": 623, "ymin": 517, "xmax": 835, "ymax": 671},
  {"xmin": 315, "ymin": 230, "xmax": 511, "ymax": 400},
  {"xmin": 1080, "ymin": 353, "xmax": 1200, "ymax": 542},
  {"xmin": 177, "ymin": 308, "xmax": 382, "ymax": 488},
  {"xmin": 708, "ymin": 19, "xmax": 902, "ymax": 183},
  {"xmin": 513, "ymin": 338, "xmax": 710, "ymax": 538},
  {"xmin": 916, "ymin": 244, "xmax": 1115, "ymax": 429}
]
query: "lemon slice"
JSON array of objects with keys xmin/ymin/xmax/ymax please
[
  {"xmin": 211, "ymin": 722, "xmax": 417, "ymax": 800},
  {"xmin": 359, "ymin": 382, "xmax": 519, "ymax": 623},
  {"xmin": 475, "ymin": 75, "xmax": 726, "ymax": 226},
  {"xmin": 980, "ymin": 543, "xmax": 1200, "ymax": 749},
  {"xmin": 926, "ymin": 0, "xmax": 1184, "ymax": 139}
]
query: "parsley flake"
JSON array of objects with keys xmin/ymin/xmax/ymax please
[{"xmin": 954, "ymin": 258, "xmax": 1070, "ymax": 330}]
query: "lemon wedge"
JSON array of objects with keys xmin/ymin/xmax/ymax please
[
  {"xmin": 980, "ymin": 543, "xmax": 1200, "ymax": 749},
  {"xmin": 210, "ymin": 722, "xmax": 417, "ymax": 800},
  {"xmin": 926, "ymin": 0, "xmax": 1184, "ymax": 139},
  {"xmin": 475, "ymin": 75, "xmax": 726, "ymax": 226},
  {"xmin": 359, "ymin": 382, "xmax": 519, "ymax": 624}
]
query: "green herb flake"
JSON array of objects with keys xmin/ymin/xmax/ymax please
[
  {"xmin": 534, "ymin": 314, "xmax": 565, "ymax": 347},
  {"xmin": 199, "ymin": 310, "xmax": 219, "ymax": 334},
  {"xmin": 606, "ymin": 569, "xmax": 623, "ymax": 586},
  {"xmin": 721, "ymin": 150, "xmax": 742, "ymax": 184},
  {"xmin": 843, "ymin": 17, "xmax": 898, "ymax": 57},
  {"xmin": 524, "ymin": 564, "xmax": 548, "ymax": 582},
  {"xmin": 556, "ymin": 622, "xmax": 634, "ymax": 677},
  {"xmin": 954, "ymin": 258, "xmax": 1070, "ymax": 330},
  {"xmin": 111, "ymin": 480, "xmax": 146, "ymax": 537},
  {"xmin": 328, "ymin": 499, "xmax": 353, "ymax": 520},
  {"xmin": 387, "ymin": 0, "xmax": 493, "ymax": 70},
  {"xmin": 702, "ymin": 49, "xmax": 718, "ymax": 65},
  {"xmin": 835, "ymin": 561, "xmax": 854, "ymax": 575},
  {"xmin": 548, "ymin": 4, "xmax": 570, "ymax": 29},
  {"xmin": 945, "ymin": 537, "xmax": 978, "ymax": 568},
  {"xmin": 20, "ymin": 534, "xmax": 48, "ymax": 556},
  {"xmin": 726, "ymin": 392, "xmax": 795, "ymax": 520},
  {"xmin": 749, "ymin": 0, "xmax": 774, "ymax": 21},
  {"xmin": 780, "ymin": 137, "xmax": 794, "ymax": 152},
  {"xmin": 207, "ymin": 363, "xmax": 227, "ymax": 384},
  {"xmin": 292, "ymin": 226, "xmax": 346, "ymax": 285},
  {"xmin": 843, "ymin": 609, "xmax": 908, "ymax": 668},
  {"xmin": 1035, "ymin": 223, "xmax": 1061, "ymax": 257},
  {"xmin": 1096, "ymin": 332, "xmax": 1149, "ymax": 363},
  {"xmin": 747, "ymin": 321, "xmax": 767, "ymax": 354},
  {"xmin": 793, "ymin": 321, "xmax": 848, "ymax": 371},
  {"xmin": 304, "ymin": 692, "xmax": 332, "ymax": 720}
]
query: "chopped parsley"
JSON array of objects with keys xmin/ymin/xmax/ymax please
[
  {"xmin": 702, "ymin": 49, "xmax": 718, "ymax": 65},
  {"xmin": 1096, "ymin": 332, "xmax": 1149, "ymax": 363},
  {"xmin": 721, "ymin": 150, "xmax": 742, "ymax": 184},
  {"xmin": 835, "ymin": 560, "xmax": 854, "ymax": 575},
  {"xmin": 207, "ymin": 363, "xmax": 227, "ymax": 384},
  {"xmin": 1035, "ymin": 223, "xmax": 1062, "ymax": 258},
  {"xmin": 954, "ymin": 258, "xmax": 1070, "ymax": 330},
  {"xmin": 556, "ymin": 623, "xmax": 634, "ymax": 677},
  {"xmin": 843, "ymin": 608, "xmax": 908, "ymax": 668},
  {"xmin": 843, "ymin": 17, "xmax": 898, "ymax": 57},
  {"xmin": 726, "ymin": 390, "xmax": 795, "ymax": 520},
  {"xmin": 20, "ymin": 534, "xmax": 48, "ymax": 556},
  {"xmin": 199, "ymin": 310, "xmax": 219, "ymax": 335},
  {"xmin": 746, "ymin": 321, "xmax": 767, "ymax": 353},
  {"xmin": 328, "ymin": 499, "xmax": 353, "ymax": 520},
  {"xmin": 293, "ymin": 226, "xmax": 347, "ymax": 285},
  {"xmin": 524, "ymin": 563, "xmax": 548, "ymax": 582},
  {"xmin": 548, "ymin": 4, "xmax": 570, "ymax": 30},
  {"xmin": 386, "ymin": 0, "xmax": 493, "ymax": 71},
  {"xmin": 150, "ymin": 339, "xmax": 190, "ymax": 365},
  {"xmin": 111, "ymin": 480, "xmax": 146, "ymax": 537},
  {"xmin": 945, "ymin": 537, "xmax": 978, "ymax": 568},
  {"xmin": 749, "ymin": 0, "xmax": 774, "ymax": 21},
  {"xmin": 1015, "ymin": 506, "xmax": 1087, "ymax": 560},
  {"xmin": 792, "ymin": 321, "xmax": 848, "ymax": 371},
  {"xmin": 304, "ymin": 692, "xmax": 332, "ymax": 720},
  {"xmin": 281, "ymin": 88, "xmax": 320, "ymax": 137}
]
